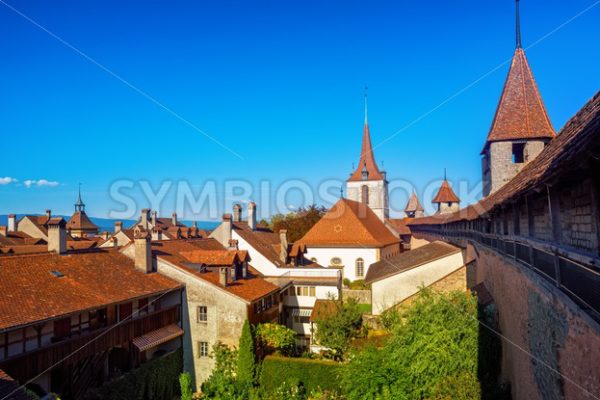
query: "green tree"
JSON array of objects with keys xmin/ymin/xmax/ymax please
[
  {"xmin": 270, "ymin": 204, "xmax": 326, "ymax": 243},
  {"xmin": 179, "ymin": 372, "xmax": 193, "ymax": 400},
  {"xmin": 201, "ymin": 343, "xmax": 239, "ymax": 398},
  {"xmin": 237, "ymin": 320, "xmax": 256, "ymax": 390},
  {"xmin": 314, "ymin": 298, "xmax": 363, "ymax": 359},
  {"xmin": 342, "ymin": 289, "xmax": 480, "ymax": 400},
  {"xmin": 255, "ymin": 323, "xmax": 296, "ymax": 355}
]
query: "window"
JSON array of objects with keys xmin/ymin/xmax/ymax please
[
  {"xmin": 197, "ymin": 306, "xmax": 207, "ymax": 323},
  {"xmin": 330, "ymin": 257, "xmax": 342, "ymax": 266},
  {"xmin": 512, "ymin": 143, "xmax": 525, "ymax": 163},
  {"xmin": 295, "ymin": 286, "xmax": 316, "ymax": 297},
  {"xmin": 199, "ymin": 341, "xmax": 209, "ymax": 357},
  {"xmin": 361, "ymin": 185, "xmax": 369, "ymax": 204},
  {"xmin": 293, "ymin": 316, "xmax": 310, "ymax": 324},
  {"xmin": 356, "ymin": 258, "xmax": 364, "ymax": 277}
]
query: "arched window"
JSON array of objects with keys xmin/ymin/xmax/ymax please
[
  {"xmin": 330, "ymin": 257, "xmax": 342, "ymax": 266},
  {"xmin": 361, "ymin": 185, "xmax": 369, "ymax": 204},
  {"xmin": 355, "ymin": 258, "xmax": 364, "ymax": 278}
]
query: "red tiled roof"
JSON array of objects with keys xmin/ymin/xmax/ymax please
[
  {"xmin": 348, "ymin": 123, "xmax": 384, "ymax": 182},
  {"xmin": 154, "ymin": 240, "xmax": 280, "ymax": 302},
  {"xmin": 0, "ymin": 249, "xmax": 181, "ymax": 331},
  {"xmin": 483, "ymin": 48, "xmax": 555, "ymax": 151},
  {"xmin": 386, "ymin": 218, "xmax": 412, "ymax": 236},
  {"xmin": 364, "ymin": 241, "xmax": 461, "ymax": 284},
  {"xmin": 66, "ymin": 211, "xmax": 99, "ymax": 231},
  {"xmin": 180, "ymin": 249, "xmax": 250, "ymax": 266},
  {"xmin": 404, "ymin": 192, "xmax": 424, "ymax": 213},
  {"xmin": 410, "ymin": 92, "xmax": 600, "ymax": 226},
  {"xmin": 232, "ymin": 222, "xmax": 296, "ymax": 267},
  {"xmin": 310, "ymin": 299, "xmax": 337, "ymax": 322},
  {"xmin": 432, "ymin": 180, "xmax": 460, "ymax": 204},
  {"xmin": 299, "ymin": 198, "xmax": 399, "ymax": 248},
  {"xmin": 132, "ymin": 324, "xmax": 183, "ymax": 352}
]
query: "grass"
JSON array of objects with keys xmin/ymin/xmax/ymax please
[{"xmin": 357, "ymin": 303, "xmax": 372, "ymax": 314}]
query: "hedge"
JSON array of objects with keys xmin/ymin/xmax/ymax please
[
  {"xmin": 258, "ymin": 355, "xmax": 342, "ymax": 394},
  {"xmin": 84, "ymin": 348, "xmax": 182, "ymax": 400}
]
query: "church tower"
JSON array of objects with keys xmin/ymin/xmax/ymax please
[
  {"xmin": 481, "ymin": 0, "xmax": 555, "ymax": 196},
  {"xmin": 346, "ymin": 92, "xmax": 389, "ymax": 221}
]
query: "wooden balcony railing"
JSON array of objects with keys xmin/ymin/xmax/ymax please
[{"xmin": 0, "ymin": 305, "xmax": 180, "ymax": 383}]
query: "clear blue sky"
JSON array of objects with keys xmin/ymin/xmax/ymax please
[{"xmin": 1, "ymin": 0, "xmax": 598, "ymax": 220}]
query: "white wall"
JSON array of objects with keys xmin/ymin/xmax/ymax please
[
  {"xmin": 371, "ymin": 251, "xmax": 465, "ymax": 315},
  {"xmin": 346, "ymin": 179, "xmax": 389, "ymax": 221},
  {"xmin": 304, "ymin": 247, "xmax": 379, "ymax": 282}
]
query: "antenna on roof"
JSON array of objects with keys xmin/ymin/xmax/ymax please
[
  {"xmin": 364, "ymin": 86, "xmax": 368, "ymax": 125},
  {"xmin": 516, "ymin": 0, "xmax": 522, "ymax": 48}
]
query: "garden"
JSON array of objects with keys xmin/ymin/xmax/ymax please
[{"xmin": 180, "ymin": 289, "xmax": 508, "ymax": 400}]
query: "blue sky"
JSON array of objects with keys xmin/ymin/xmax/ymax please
[{"xmin": 0, "ymin": 0, "xmax": 598, "ymax": 220}]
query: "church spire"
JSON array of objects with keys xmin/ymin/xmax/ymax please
[
  {"xmin": 348, "ymin": 90, "xmax": 384, "ymax": 182},
  {"xmin": 364, "ymin": 86, "xmax": 368, "ymax": 125},
  {"xmin": 516, "ymin": 0, "xmax": 522, "ymax": 49},
  {"xmin": 74, "ymin": 183, "xmax": 85, "ymax": 212}
]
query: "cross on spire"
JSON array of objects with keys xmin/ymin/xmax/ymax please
[{"xmin": 516, "ymin": 0, "xmax": 522, "ymax": 48}]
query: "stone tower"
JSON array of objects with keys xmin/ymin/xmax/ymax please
[
  {"xmin": 404, "ymin": 191, "xmax": 424, "ymax": 218},
  {"xmin": 432, "ymin": 172, "xmax": 460, "ymax": 215},
  {"xmin": 481, "ymin": 0, "xmax": 555, "ymax": 197},
  {"xmin": 346, "ymin": 92, "xmax": 389, "ymax": 221}
]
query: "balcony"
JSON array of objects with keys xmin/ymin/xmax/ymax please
[{"xmin": 0, "ymin": 305, "xmax": 180, "ymax": 383}]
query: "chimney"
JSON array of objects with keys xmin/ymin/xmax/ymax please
[
  {"xmin": 114, "ymin": 221, "xmax": 122, "ymax": 233},
  {"xmin": 0, "ymin": 226, "xmax": 7, "ymax": 237},
  {"xmin": 102, "ymin": 231, "xmax": 110, "ymax": 240},
  {"xmin": 151, "ymin": 210, "xmax": 157, "ymax": 227},
  {"xmin": 171, "ymin": 212, "xmax": 178, "ymax": 227},
  {"xmin": 228, "ymin": 239, "xmax": 239, "ymax": 250},
  {"xmin": 152, "ymin": 227, "xmax": 163, "ymax": 241},
  {"xmin": 279, "ymin": 229, "xmax": 289, "ymax": 264},
  {"xmin": 48, "ymin": 218, "xmax": 66, "ymax": 254},
  {"xmin": 45, "ymin": 209, "xmax": 52, "ymax": 219},
  {"xmin": 232, "ymin": 204, "xmax": 242, "ymax": 222},
  {"xmin": 248, "ymin": 202, "xmax": 257, "ymax": 231},
  {"xmin": 134, "ymin": 228, "xmax": 152, "ymax": 273},
  {"xmin": 111, "ymin": 237, "xmax": 118, "ymax": 248},
  {"xmin": 140, "ymin": 209, "xmax": 150, "ymax": 230},
  {"xmin": 7, "ymin": 214, "xmax": 16, "ymax": 232},
  {"xmin": 222, "ymin": 214, "xmax": 232, "ymax": 247},
  {"xmin": 219, "ymin": 267, "xmax": 228, "ymax": 286}
]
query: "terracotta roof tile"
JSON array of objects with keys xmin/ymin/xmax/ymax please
[
  {"xmin": 299, "ymin": 198, "xmax": 399, "ymax": 248},
  {"xmin": 0, "ymin": 249, "xmax": 181, "ymax": 331},
  {"xmin": 154, "ymin": 240, "xmax": 280, "ymax": 302},
  {"xmin": 410, "ymin": 91, "xmax": 600, "ymax": 226},
  {"xmin": 432, "ymin": 180, "xmax": 460, "ymax": 204},
  {"xmin": 364, "ymin": 241, "xmax": 461, "ymax": 283},
  {"xmin": 66, "ymin": 211, "xmax": 99, "ymax": 231},
  {"xmin": 404, "ymin": 192, "xmax": 424, "ymax": 213},
  {"xmin": 483, "ymin": 48, "xmax": 555, "ymax": 151},
  {"xmin": 348, "ymin": 123, "xmax": 385, "ymax": 182}
]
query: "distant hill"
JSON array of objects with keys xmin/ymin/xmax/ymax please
[{"xmin": 0, "ymin": 215, "xmax": 219, "ymax": 234}]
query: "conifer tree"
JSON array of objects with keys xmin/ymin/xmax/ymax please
[{"xmin": 236, "ymin": 320, "xmax": 256, "ymax": 389}]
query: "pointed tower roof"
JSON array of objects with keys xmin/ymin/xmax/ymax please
[
  {"xmin": 404, "ymin": 191, "xmax": 424, "ymax": 213},
  {"xmin": 432, "ymin": 180, "xmax": 460, "ymax": 204},
  {"xmin": 348, "ymin": 91, "xmax": 384, "ymax": 182},
  {"xmin": 74, "ymin": 183, "xmax": 85, "ymax": 212},
  {"xmin": 482, "ymin": 0, "xmax": 555, "ymax": 153}
]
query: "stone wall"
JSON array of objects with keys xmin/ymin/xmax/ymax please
[
  {"xmin": 558, "ymin": 179, "xmax": 598, "ymax": 253},
  {"xmin": 343, "ymin": 289, "xmax": 371, "ymax": 304},
  {"xmin": 472, "ymin": 246, "xmax": 600, "ymax": 400}
]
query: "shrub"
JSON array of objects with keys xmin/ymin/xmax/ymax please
[
  {"xmin": 255, "ymin": 323, "xmax": 296, "ymax": 356},
  {"xmin": 237, "ymin": 320, "xmax": 256, "ymax": 389},
  {"xmin": 258, "ymin": 355, "xmax": 342, "ymax": 395},
  {"xmin": 342, "ymin": 289, "xmax": 480, "ymax": 400},
  {"xmin": 314, "ymin": 298, "xmax": 363, "ymax": 359},
  {"xmin": 84, "ymin": 348, "xmax": 182, "ymax": 400},
  {"xmin": 179, "ymin": 372, "xmax": 193, "ymax": 400},
  {"xmin": 201, "ymin": 343, "xmax": 238, "ymax": 398}
]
